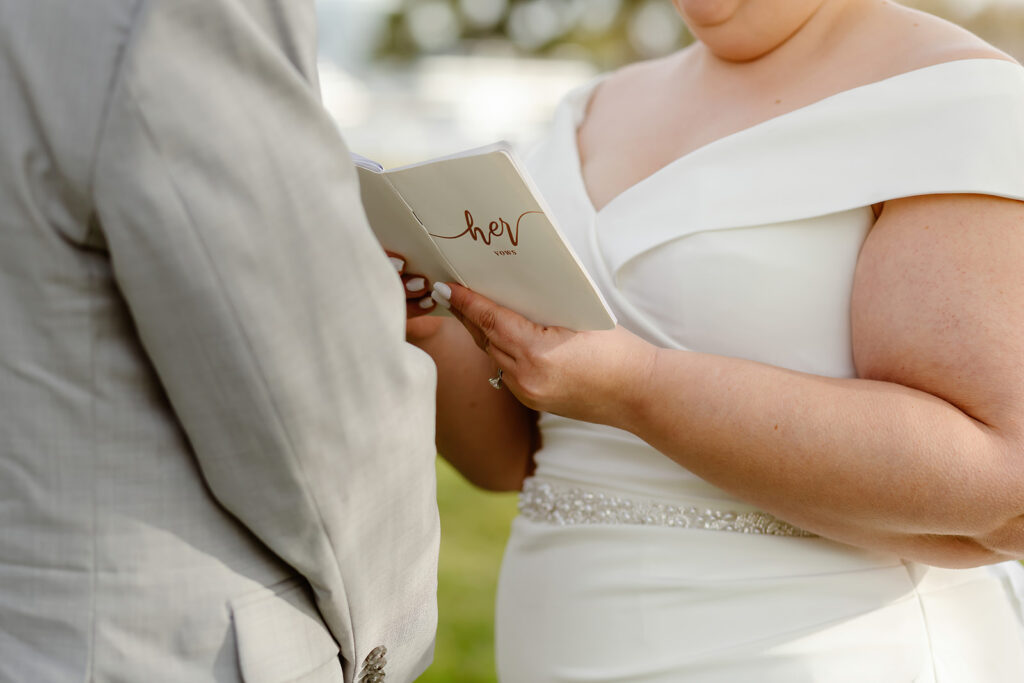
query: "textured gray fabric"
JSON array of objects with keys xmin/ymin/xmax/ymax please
[{"xmin": 0, "ymin": 1, "xmax": 439, "ymax": 681}]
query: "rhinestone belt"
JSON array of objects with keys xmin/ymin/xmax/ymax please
[{"xmin": 518, "ymin": 477, "xmax": 815, "ymax": 537}]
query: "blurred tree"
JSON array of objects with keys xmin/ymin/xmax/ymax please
[
  {"xmin": 376, "ymin": 0, "xmax": 1023, "ymax": 67},
  {"xmin": 377, "ymin": 0, "xmax": 693, "ymax": 69}
]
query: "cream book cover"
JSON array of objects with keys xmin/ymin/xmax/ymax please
[{"xmin": 353, "ymin": 143, "xmax": 616, "ymax": 331}]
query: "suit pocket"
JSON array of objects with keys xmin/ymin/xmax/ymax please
[{"xmin": 230, "ymin": 577, "xmax": 343, "ymax": 683}]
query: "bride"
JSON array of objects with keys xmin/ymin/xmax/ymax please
[{"xmin": 403, "ymin": 0, "xmax": 1024, "ymax": 679}]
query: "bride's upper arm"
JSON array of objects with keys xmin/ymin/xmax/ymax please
[{"xmin": 851, "ymin": 194, "xmax": 1024, "ymax": 433}]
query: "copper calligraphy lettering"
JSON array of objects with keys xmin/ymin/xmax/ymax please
[{"xmin": 428, "ymin": 210, "xmax": 543, "ymax": 249}]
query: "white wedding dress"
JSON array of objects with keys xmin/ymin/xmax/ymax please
[{"xmin": 495, "ymin": 59, "xmax": 1024, "ymax": 682}]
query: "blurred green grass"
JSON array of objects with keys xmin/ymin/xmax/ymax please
[{"xmin": 417, "ymin": 458, "xmax": 519, "ymax": 682}]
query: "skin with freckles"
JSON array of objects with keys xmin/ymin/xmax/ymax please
[{"xmin": 402, "ymin": 0, "xmax": 1024, "ymax": 567}]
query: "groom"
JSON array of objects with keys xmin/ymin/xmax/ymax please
[{"xmin": 0, "ymin": 1, "xmax": 438, "ymax": 682}]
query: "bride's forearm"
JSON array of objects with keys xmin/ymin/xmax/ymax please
[
  {"xmin": 613, "ymin": 348, "xmax": 1024, "ymax": 566},
  {"xmin": 436, "ymin": 190, "xmax": 1024, "ymax": 565},
  {"xmin": 411, "ymin": 319, "xmax": 537, "ymax": 491}
]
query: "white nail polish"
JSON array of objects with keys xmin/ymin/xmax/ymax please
[
  {"xmin": 430, "ymin": 290, "xmax": 451, "ymax": 310},
  {"xmin": 389, "ymin": 256, "xmax": 405, "ymax": 272},
  {"xmin": 406, "ymin": 277, "xmax": 426, "ymax": 292},
  {"xmin": 433, "ymin": 282, "xmax": 452, "ymax": 301},
  {"xmin": 418, "ymin": 296, "xmax": 435, "ymax": 309}
]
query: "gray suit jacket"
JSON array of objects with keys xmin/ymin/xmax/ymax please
[{"xmin": 0, "ymin": 1, "xmax": 439, "ymax": 681}]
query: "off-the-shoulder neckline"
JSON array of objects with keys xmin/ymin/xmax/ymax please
[{"xmin": 569, "ymin": 58, "xmax": 1023, "ymax": 216}]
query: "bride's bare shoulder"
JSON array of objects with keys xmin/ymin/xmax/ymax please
[{"xmin": 867, "ymin": 2, "xmax": 1017, "ymax": 69}]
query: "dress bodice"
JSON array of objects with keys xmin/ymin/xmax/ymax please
[{"xmin": 524, "ymin": 58, "xmax": 1024, "ymax": 506}]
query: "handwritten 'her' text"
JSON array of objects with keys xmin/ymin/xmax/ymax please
[{"xmin": 428, "ymin": 210, "xmax": 543, "ymax": 253}]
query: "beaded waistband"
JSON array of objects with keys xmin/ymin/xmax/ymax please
[{"xmin": 518, "ymin": 477, "xmax": 815, "ymax": 537}]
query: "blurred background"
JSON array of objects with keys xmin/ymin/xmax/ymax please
[
  {"xmin": 318, "ymin": 0, "xmax": 1024, "ymax": 167},
  {"xmin": 312, "ymin": 1, "xmax": 1024, "ymax": 680}
]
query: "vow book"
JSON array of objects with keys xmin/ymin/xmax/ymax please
[{"xmin": 353, "ymin": 143, "xmax": 616, "ymax": 331}]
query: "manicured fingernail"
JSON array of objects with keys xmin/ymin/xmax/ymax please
[
  {"xmin": 433, "ymin": 282, "xmax": 451, "ymax": 300},
  {"xmin": 418, "ymin": 296, "xmax": 435, "ymax": 309},
  {"xmin": 430, "ymin": 291, "xmax": 451, "ymax": 310},
  {"xmin": 431, "ymin": 283, "xmax": 451, "ymax": 310},
  {"xmin": 406, "ymin": 277, "xmax": 426, "ymax": 292},
  {"xmin": 389, "ymin": 256, "xmax": 405, "ymax": 272}
]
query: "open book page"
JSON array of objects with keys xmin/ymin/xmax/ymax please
[
  {"xmin": 384, "ymin": 147, "xmax": 615, "ymax": 330},
  {"xmin": 354, "ymin": 163, "xmax": 463, "ymax": 307}
]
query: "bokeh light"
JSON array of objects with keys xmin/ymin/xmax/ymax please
[
  {"xmin": 406, "ymin": 0, "xmax": 461, "ymax": 52},
  {"xmin": 460, "ymin": 0, "xmax": 508, "ymax": 29},
  {"xmin": 628, "ymin": 0, "xmax": 684, "ymax": 57}
]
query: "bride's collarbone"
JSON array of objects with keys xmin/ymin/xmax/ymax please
[
  {"xmin": 578, "ymin": 94, "xmax": 794, "ymax": 210},
  {"xmin": 577, "ymin": 5, "xmax": 1016, "ymax": 212},
  {"xmin": 579, "ymin": 52, "xmax": 1012, "ymax": 212}
]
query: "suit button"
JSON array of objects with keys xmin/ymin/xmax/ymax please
[{"xmin": 360, "ymin": 645, "xmax": 388, "ymax": 681}]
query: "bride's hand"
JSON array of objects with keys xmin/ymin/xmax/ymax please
[
  {"xmin": 387, "ymin": 251, "xmax": 443, "ymax": 341},
  {"xmin": 432, "ymin": 282, "xmax": 659, "ymax": 426}
]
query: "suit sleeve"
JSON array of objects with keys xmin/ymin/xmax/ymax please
[{"xmin": 90, "ymin": 1, "xmax": 439, "ymax": 680}]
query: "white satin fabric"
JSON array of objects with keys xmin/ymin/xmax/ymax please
[{"xmin": 496, "ymin": 59, "xmax": 1024, "ymax": 682}]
